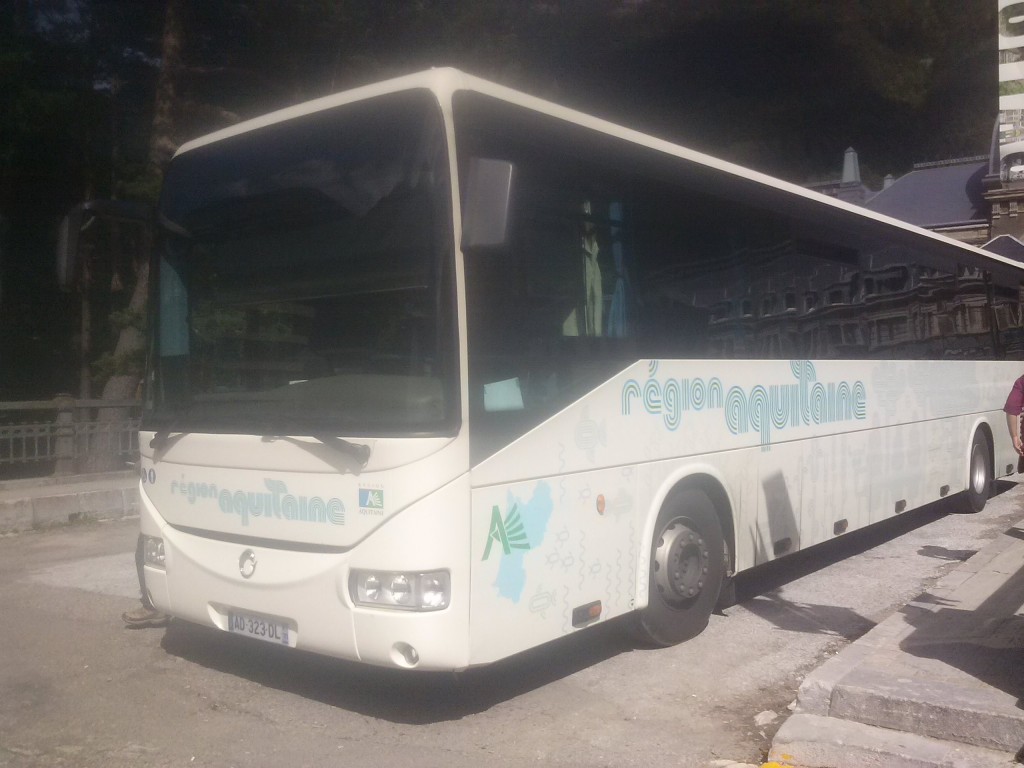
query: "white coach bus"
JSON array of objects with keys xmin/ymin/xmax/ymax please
[{"xmin": 135, "ymin": 68, "xmax": 1024, "ymax": 670}]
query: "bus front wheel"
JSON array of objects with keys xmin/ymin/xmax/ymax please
[
  {"xmin": 631, "ymin": 487, "xmax": 725, "ymax": 647},
  {"xmin": 965, "ymin": 431, "xmax": 991, "ymax": 513}
]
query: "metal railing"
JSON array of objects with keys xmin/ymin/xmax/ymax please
[{"xmin": 0, "ymin": 396, "xmax": 140, "ymax": 476}]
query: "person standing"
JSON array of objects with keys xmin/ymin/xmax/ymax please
[{"xmin": 121, "ymin": 533, "xmax": 169, "ymax": 628}]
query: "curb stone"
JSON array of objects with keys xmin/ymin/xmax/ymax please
[
  {"xmin": 770, "ymin": 713, "xmax": 1017, "ymax": 768},
  {"xmin": 0, "ymin": 472, "xmax": 139, "ymax": 534}
]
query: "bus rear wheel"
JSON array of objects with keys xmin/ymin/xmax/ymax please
[
  {"xmin": 965, "ymin": 431, "xmax": 991, "ymax": 513},
  {"xmin": 631, "ymin": 487, "xmax": 725, "ymax": 647}
]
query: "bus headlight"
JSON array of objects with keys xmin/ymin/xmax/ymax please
[
  {"xmin": 143, "ymin": 535, "xmax": 165, "ymax": 568},
  {"xmin": 349, "ymin": 570, "xmax": 450, "ymax": 611}
]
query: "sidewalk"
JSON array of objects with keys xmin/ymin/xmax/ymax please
[
  {"xmin": 769, "ymin": 514, "xmax": 1024, "ymax": 767},
  {"xmin": 0, "ymin": 470, "xmax": 140, "ymax": 533}
]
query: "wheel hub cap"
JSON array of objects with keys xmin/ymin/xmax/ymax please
[
  {"xmin": 971, "ymin": 444, "xmax": 986, "ymax": 494},
  {"xmin": 653, "ymin": 517, "xmax": 710, "ymax": 606}
]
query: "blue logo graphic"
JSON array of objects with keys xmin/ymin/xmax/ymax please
[
  {"xmin": 487, "ymin": 482, "xmax": 554, "ymax": 603},
  {"xmin": 359, "ymin": 488, "xmax": 384, "ymax": 509}
]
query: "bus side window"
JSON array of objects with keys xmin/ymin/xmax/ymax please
[
  {"xmin": 464, "ymin": 156, "xmax": 637, "ymax": 460},
  {"xmin": 561, "ymin": 199, "xmax": 603, "ymax": 337},
  {"xmin": 606, "ymin": 200, "xmax": 630, "ymax": 338},
  {"xmin": 559, "ymin": 198, "xmax": 631, "ymax": 340}
]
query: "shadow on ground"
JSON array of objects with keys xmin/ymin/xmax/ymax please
[
  {"xmin": 898, "ymin": 522, "xmax": 1024, "ymax": 704},
  {"xmin": 738, "ymin": 593, "xmax": 874, "ymax": 641}
]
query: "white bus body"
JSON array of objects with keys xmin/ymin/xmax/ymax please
[{"xmin": 138, "ymin": 68, "xmax": 1024, "ymax": 670}]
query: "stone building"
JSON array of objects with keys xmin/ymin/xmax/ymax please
[
  {"xmin": 700, "ymin": 140, "xmax": 1024, "ymax": 363},
  {"xmin": 812, "ymin": 128, "xmax": 1024, "ymax": 254}
]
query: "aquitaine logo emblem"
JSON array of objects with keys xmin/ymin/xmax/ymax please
[
  {"xmin": 482, "ymin": 504, "xmax": 530, "ymax": 560},
  {"xmin": 359, "ymin": 488, "xmax": 383, "ymax": 510}
]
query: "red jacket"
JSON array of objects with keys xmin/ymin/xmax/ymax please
[{"xmin": 1005, "ymin": 375, "xmax": 1024, "ymax": 416}]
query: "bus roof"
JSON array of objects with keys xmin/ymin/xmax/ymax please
[{"xmin": 173, "ymin": 67, "xmax": 1024, "ymax": 283}]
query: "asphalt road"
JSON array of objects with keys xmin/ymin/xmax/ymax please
[{"xmin": 2, "ymin": 481, "xmax": 1023, "ymax": 768}]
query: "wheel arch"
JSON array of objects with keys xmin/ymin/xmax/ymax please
[{"xmin": 635, "ymin": 465, "xmax": 736, "ymax": 610}]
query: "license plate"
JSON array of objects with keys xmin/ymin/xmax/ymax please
[{"xmin": 227, "ymin": 611, "xmax": 296, "ymax": 647}]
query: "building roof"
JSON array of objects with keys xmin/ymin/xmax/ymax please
[
  {"xmin": 983, "ymin": 234, "xmax": 1024, "ymax": 263},
  {"xmin": 861, "ymin": 157, "xmax": 989, "ymax": 229}
]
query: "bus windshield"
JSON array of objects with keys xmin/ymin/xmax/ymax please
[{"xmin": 146, "ymin": 90, "xmax": 457, "ymax": 437}]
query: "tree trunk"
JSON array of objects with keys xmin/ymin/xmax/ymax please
[
  {"xmin": 82, "ymin": 259, "xmax": 149, "ymax": 472},
  {"xmin": 83, "ymin": 0, "xmax": 182, "ymax": 473}
]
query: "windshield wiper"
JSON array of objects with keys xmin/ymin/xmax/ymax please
[
  {"xmin": 148, "ymin": 430, "xmax": 189, "ymax": 462},
  {"xmin": 261, "ymin": 433, "xmax": 372, "ymax": 469},
  {"xmin": 313, "ymin": 435, "xmax": 372, "ymax": 468},
  {"xmin": 148, "ymin": 412, "xmax": 373, "ymax": 471}
]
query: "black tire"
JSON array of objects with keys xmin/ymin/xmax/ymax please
[
  {"xmin": 965, "ymin": 431, "xmax": 991, "ymax": 513},
  {"xmin": 631, "ymin": 486, "xmax": 726, "ymax": 647}
]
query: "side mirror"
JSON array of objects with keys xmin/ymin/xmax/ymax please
[
  {"xmin": 461, "ymin": 158, "xmax": 515, "ymax": 250},
  {"xmin": 56, "ymin": 200, "xmax": 154, "ymax": 292}
]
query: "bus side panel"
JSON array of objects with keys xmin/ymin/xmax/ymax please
[
  {"xmin": 755, "ymin": 442, "xmax": 803, "ymax": 562},
  {"xmin": 465, "ymin": 358, "xmax": 1020, "ymax": 663},
  {"xmin": 992, "ymin": 413, "xmax": 1018, "ymax": 479},
  {"xmin": 925, "ymin": 419, "xmax": 960, "ymax": 497},
  {"xmin": 468, "ymin": 467, "xmax": 638, "ymax": 666},
  {"xmin": 868, "ymin": 420, "xmax": 921, "ymax": 522},
  {"xmin": 801, "ymin": 430, "xmax": 872, "ymax": 549},
  {"xmin": 866, "ymin": 417, "xmax": 965, "ymax": 523}
]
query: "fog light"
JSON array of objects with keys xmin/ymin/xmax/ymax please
[
  {"xmin": 361, "ymin": 573, "xmax": 381, "ymax": 601},
  {"xmin": 389, "ymin": 574, "xmax": 412, "ymax": 605},
  {"xmin": 143, "ymin": 535, "xmax": 165, "ymax": 568},
  {"xmin": 349, "ymin": 570, "xmax": 450, "ymax": 611},
  {"xmin": 420, "ymin": 574, "xmax": 448, "ymax": 609}
]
